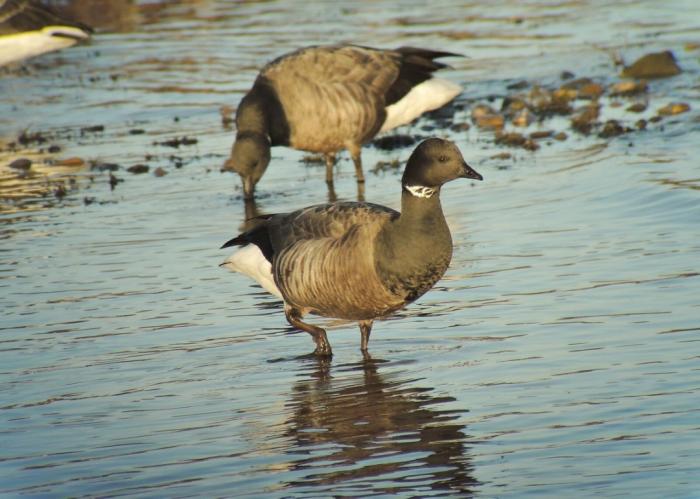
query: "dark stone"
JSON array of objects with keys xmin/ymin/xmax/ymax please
[
  {"xmin": 127, "ymin": 164, "xmax": 149, "ymax": 174},
  {"xmin": 621, "ymin": 51, "xmax": 681, "ymax": 79},
  {"xmin": 9, "ymin": 158, "xmax": 31, "ymax": 171}
]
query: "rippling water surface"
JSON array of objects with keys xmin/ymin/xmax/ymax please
[{"xmin": 1, "ymin": 0, "xmax": 699, "ymax": 496}]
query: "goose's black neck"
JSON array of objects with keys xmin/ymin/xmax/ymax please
[
  {"xmin": 236, "ymin": 82, "xmax": 290, "ymax": 146},
  {"xmin": 374, "ymin": 190, "xmax": 453, "ymax": 302}
]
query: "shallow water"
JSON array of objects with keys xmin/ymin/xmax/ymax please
[{"xmin": 1, "ymin": 0, "xmax": 700, "ymax": 497}]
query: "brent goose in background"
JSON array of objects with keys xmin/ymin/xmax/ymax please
[
  {"xmin": 0, "ymin": 0, "xmax": 92, "ymax": 66},
  {"xmin": 221, "ymin": 138, "xmax": 482, "ymax": 357},
  {"xmin": 224, "ymin": 45, "xmax": 462, "ymax": 199}
]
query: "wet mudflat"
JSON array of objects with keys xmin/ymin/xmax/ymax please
[{"xmin": 1, "ymin": 1, "xmax": 699, "ymax": 497}]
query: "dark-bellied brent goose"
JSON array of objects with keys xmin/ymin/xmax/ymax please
[
  {"xmin": 0, "ymin": 0, "xmax": 92, "ymax": 66},
  {"xmin": 224, "ymin": 44, "xmax": 463, "ymax": 199},
  {"xmin": 220, "ymin": 138, "xmax": 483, "ymax": 357}
]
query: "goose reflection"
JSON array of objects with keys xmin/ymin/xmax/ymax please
[{"xmin": 283, "ymin": 358, "xmax": 477, "ymax": 496}]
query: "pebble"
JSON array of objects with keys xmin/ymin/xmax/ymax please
[
  {"xmin": 599, "ymin": 120, "xmax": 627, "ymax": 138},
  {"xmin": 512, "ymin": 108, "xmax": 535, "ymax": 127},
  {"xmin": 154, "ymin": 167, "xmax": 167, "ymax": 177},
  {"xmin": 55, "ymin": 157, "xmax": 85, "ymax": 167},
  {"xmin": 657, "ymin": 102, "xmax": 690, "ymax": 116},
  {"xmin": 530, "ymin": 130, "xmax": 554, "ymax": 140},
  {"xmin": 626, "ymin": 102, "xmax": 647, "ymax": 113},
  {"xmin": 610, "ymin": 80, "xmax": 648, "ymax": 96},
  {"xmin": 475, "ymin": 114, "xmax": 505, "ymax": 129},
  {"xmin": 491, "ymin": 152, "xmax": 512, "ymax": 160}
]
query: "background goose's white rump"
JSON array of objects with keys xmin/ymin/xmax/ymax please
[{"xmin": 380, "ymin": 78, "xmax": 462, "ymax": 133}]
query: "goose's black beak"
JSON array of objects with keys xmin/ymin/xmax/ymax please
[{"xmin": 462, "ymin": 162, "xmax": 483, "ymax": 181}]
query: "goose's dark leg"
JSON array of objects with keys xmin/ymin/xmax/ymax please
[
  {"xmin": 359, "ymin": 319, "xmax": 373, "ymax": 352},
  {"xmin": 285, "ymin": 306, "xmax": 332, "ymax": 356}
]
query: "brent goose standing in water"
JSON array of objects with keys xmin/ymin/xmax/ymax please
[{"xmin": 221, "ymin": 138, "xmax": 483, "ymax": 357}]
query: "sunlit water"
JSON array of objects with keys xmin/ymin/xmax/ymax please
[{"xmin": 1, "ymin": 1, "xmax": 699, "ymax": 497}]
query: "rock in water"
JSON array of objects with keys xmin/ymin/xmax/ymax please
[{"xmin": 621, "ymin": 51, "xmax": 681, "ymax": 79}]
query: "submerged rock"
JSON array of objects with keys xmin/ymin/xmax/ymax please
[
  {"xmin": 529, "ymin": 130, "xmax": 554, "ymax": 140},
  {"xmin": 626, "ymin": 102, "xmax": 647, "ymax": 113},
  {"xmin": 621, "ymin": 51, "xmax": 681, "ymax": 78},
  {"xmin": 495, "ymin": 132, "xmax": 525, "ymax": 147}
]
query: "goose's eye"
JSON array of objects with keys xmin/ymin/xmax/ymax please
[{"xmin": 438, "ymin": 155, "xmax": 448, "ymax": 162}]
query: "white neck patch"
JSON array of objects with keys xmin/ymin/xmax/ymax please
[{"xmin": 405, "ymin": 184, "xmax": 436, "ymax": 198}]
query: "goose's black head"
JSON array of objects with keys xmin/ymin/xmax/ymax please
[
  {"xmin": 224, "ymin": 132, "xmax": 271, "ymax": 200},
  {"xmin": 402, "ymin": 138, "xmax": 482, "ymax": 194}
]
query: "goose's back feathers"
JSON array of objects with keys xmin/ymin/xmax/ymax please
[
  {"xmin": 256, "ymin": 45, "xmax": 462, "ymax": 150},
  {"xmin": 260, "ymin": 46, "xmax": 399, "ymax": 151}
]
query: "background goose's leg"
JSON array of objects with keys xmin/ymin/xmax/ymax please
[
  {"xmin": 324, "ymin": 153, "xmax": 336, "ymax": 184},
  {"xmin": 285, "ymin": 306, "xmax": 333, "ymax": 356},
  {"xmin": 359, "ymin": 319, "xmax": 373, "ymax": 352},
  {"xmin": 347, "ymin": 143, "xmax": 365, "ymax": 183},
  {"xmin": 324, "ymin": 153, "xmax": 338, "ymax": 202},
  {"xmin": 356, "ymin": 179, "xmax": 365, "ymax": 202}
]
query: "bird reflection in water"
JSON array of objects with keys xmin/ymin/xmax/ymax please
[{"xmin": 282, "ymin": 358, "xmax": 477, "ymax": 496}]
